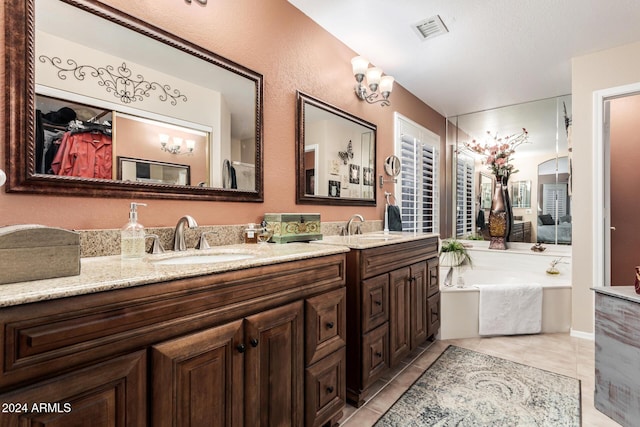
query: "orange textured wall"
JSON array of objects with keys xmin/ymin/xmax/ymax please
[{"xmin": 0, "ymin": 0, "xmax": 445, "ymax": 230}]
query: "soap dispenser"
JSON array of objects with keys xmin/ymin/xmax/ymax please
[{"xmin": 121, "ymin": 202, "xmax": 147, "ymax": 259}]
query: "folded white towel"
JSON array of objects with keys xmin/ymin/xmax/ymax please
[{"xmin": 478, "ymin": 283, "xmax": 542, "ymax": 336}]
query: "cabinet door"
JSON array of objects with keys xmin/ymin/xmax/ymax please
[
  {"xmin": 151, "ymin": 320, "xmax": 244, "ymax": 427},
  {"xmin": 305, "ymin": 347, "xmax": 346, "ymax": 427},
  {"xmin": 362, "ymin": 274, "xmax": 389, "ymax": 333},
  {"xmin": 245, "ymin": 301, "xmax": 304, "ymax": 427},
  {"xmin": 361, "ymin": 323, "xmax": 389, "ymax": 390},
  {"xmin": 427, "ymin": 292, "xmax": 441, "ymax": 339},
  {"xmin": 0, "ymin": 351, "xmax": 146, "ymax": 427},
  {"xmin": 410, "ymin": 261, "xmax": 428, "ymax": 350},
  {"xmin": 427, "ymin": 256, "xmax": 439, "ymax": 297},
  {"xmin": 389, "ymin": 267, "xmax": 411, "ymax": 366},
  {"xmin": 305, "ymin": 288, "xmax": 346, "ymax": 366}
]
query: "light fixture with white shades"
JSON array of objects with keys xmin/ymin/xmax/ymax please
[
  {"xmin": 159, "ymin": 133, "xmax": 195, "ymax": 155},
  {"xmin": 351, "ymin": 56, "xmax": 394, "ymax": 107}
]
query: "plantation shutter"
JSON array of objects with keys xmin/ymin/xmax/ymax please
[
  {"xmin": 456, "ymin": 154, "xmax": 475, "ymax": 237},
  {"xmin": 395, "ymin": 114, "xmax": 440, "ymax": 234},
  {"xmin": 542, "ymin": 183, "xmax": 567, "ymax": 220}
]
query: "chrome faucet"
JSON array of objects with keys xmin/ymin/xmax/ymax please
[
  {"xmin": 345, "ymin": 214, "xmax": 365, "ymax": 236},
  {"xmin": 173, "ymin": 215, "xmax": 198, "ymax": 251}
]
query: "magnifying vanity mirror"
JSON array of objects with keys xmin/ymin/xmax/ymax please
[
  {"xmin": 296, "ymin": 91, "xmax": 376, "ymax": 206},
  {"xmin": 383, "ymin": 155, "xmax": 401, "ymax": 177},
  {"xmin": 4, "ymin": 0, "xmax": 263, "ymax": 201},
  {"xmin": 451, "ymin": 95, "xmax": 572, "ymax": 245}
]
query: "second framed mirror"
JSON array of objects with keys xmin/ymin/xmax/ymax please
[{"xmin": 296, "ymin": 91, "xmax": 376, "ymax": 206}]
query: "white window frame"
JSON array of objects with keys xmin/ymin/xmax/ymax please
[{"xmin": 393, "ymin": 113, "xmax": 440, "ymax": 234}]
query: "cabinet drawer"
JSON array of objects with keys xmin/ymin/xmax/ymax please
[
  {"xmin": 362, "ymin": 275, "xmax": 389, "ymax": 332},
  {"xmin": 305, "ymin": 348, "xmax": 346, "ymax": 427},
  {"xmin": 0, "ymin": 351, "xmax": 146, "ymax": 427},
  {"xmin": 305, "ymin": 288, "xmax": 346, "ymax": 366},
  {"xmin": 361, "ymin": 322, "xmax": 388, "ymax": 389},
  {"xmin": 427, "ymin": 292, "xmax": 441, "ymax": 338},
  {"xmin": 360, "ymin": 238, "xmax": 438, "ymax": 279},
  {"xmin": 427, "ymin": 257, "xmax": 439, "ymax": 297}
]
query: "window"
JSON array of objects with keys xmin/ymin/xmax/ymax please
[
  {"xmin": 394, "ymin": 114, "xmax": 440, "ymax": 233},
  {"xmin": 456, "ymin": 154, "xmax": 475, "ymax": 237},
  {"xmin": 542, "ymin": 183, "xmax": 568, "ymax": 220}
]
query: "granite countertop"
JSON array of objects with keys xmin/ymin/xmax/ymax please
[
  {"xmin": 0, "ymin": 243, "xmax": 349, "ymax": 308},
  {"xmin": 592, "ymin": 285, "xmax": 640, "ymax": 304},
  {"xmin": 312, "ymin": 231, "xmax": 439, "ymax": 249}
]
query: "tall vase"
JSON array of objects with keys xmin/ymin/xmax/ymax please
[{"xmin": 488, "ymin": 175, "xmax": 513, "ymax": 250}]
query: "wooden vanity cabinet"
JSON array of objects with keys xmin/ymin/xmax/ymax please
[
  {"xmin": 344, "ymin": 237, "xmax": 439, "ymax": 406},
  {"xmin": 0, "ymin": 253, "xmax": 346, "ymax": 427},
  {"xmin": 0, "ymin": 351, "xmax": 147, "ymax": 427},
  {"xmin": 152, "ymin": 302, "xmax": 305, "ymax": 427}
]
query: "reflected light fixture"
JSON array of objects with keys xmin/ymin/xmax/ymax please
[
  {"xmin": 159, "ymin": 133, "xmax": 195, "ymax": 155},
  {"xmin": 351, "ymin": 56, "xmax": 394, "ymax": 107}
]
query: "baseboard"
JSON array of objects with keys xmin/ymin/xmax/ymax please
[{"xmin": 570, "ymin": 328, "xmax": 594, "ymax": 340}]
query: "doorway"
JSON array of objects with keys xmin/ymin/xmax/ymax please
[{"xmin": 605, "ymin": 93, "xmax": 640, "ymax": 285}]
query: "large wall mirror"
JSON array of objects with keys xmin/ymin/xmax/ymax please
[
  {"xmin": 4, "ymin": 0, "xmax": 263, "ymax": 201},
  {"xmin": 450, "ymin": 95, "xmax": 572, "ymax": 245},
  {"xmin": 296, "ymin": 92, "xmax": 376, "ymax": 206}
]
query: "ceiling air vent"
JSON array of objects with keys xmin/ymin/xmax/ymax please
[{"xmin": 413, "ymin": 15, "xmax": 449, "ymax": 41}]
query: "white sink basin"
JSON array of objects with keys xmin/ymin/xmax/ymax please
[{"xmin": 152, "ymin": 253, "xmax": 255, "ymax": 265}]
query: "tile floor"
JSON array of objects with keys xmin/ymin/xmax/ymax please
[{"xmin": 338, "ymin": 333, "xmax": 621, "ymax": 426}]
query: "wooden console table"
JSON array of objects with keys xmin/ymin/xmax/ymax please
[{"xmin": 593, "ymin": 286, "xmax": 640, "ymax": 426}]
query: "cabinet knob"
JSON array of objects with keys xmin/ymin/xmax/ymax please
[
  {"xmin": 375, "ymin": 351, "xmax": 383, "ymax": 358},
  {"xmin": 374, "ymin": 300, "xmax": 382, "ymax": 306},
  {"xmin": 326, "ymin": 321, "xmax": 335, "ymax": 329},
  {"xmin": 237, "ymin": 344, "xmax": 246, "ymax": 353},
  {"xmin": 250, "ymin": 338, "xmax": 259, "ymax": 347},
  {"xmin": 326, "ymin": 386, "xmax": 334, "ymax": 394}
]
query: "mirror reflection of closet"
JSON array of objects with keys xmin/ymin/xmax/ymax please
[
  {"xmin": 5, "ymin": 0, "xmax": 264, "ymax": 201},
  {"xmin": 449, "ymin": 95, "xmax": 572, "ymax": 245}
]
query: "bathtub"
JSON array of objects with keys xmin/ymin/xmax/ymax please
[{"xmin": 439, "ymin": 240, "xmax": 572, "ymax": 340}]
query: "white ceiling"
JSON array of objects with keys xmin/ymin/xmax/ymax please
[{"xmin": 288, "ymin": 0, "xmax": 640, "ymax": 118}]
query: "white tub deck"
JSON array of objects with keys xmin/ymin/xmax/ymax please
[{"xmin": 439, "ymin": 240, "xmax": 572, "ymax": 340}]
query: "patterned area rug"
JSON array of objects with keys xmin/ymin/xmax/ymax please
[{"xmin": 374, "ymin": 345, "xmax": 581, "ymax": 426}]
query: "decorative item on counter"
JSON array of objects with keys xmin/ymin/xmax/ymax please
[
  {"xmin": 440, "ymin": 239, "xmax": 473, "ymax": 288},
  {"xmin": 487, "ymin": 177, "xmax": 512, "ymax": 250},
  {"xmin": 546, "ymin": 258, "xmax": 561, "ymax": 275},
  {"xmin": 531, "ymin": 243, "xmax": 546, "ymax": 252},
  {"xmin": 264, "ymin": 213, "xmax": 322, "ymax": 243},
  {"xmin": 439, "ymin": 239, "xmax": 473, "ymax": 267},
  {"xmin": 257, "ymin": 220, "xmax": 273, "ymax": 244},
  {"xmin": 462, "ymin": 128, "xmax": 530, "ymax": 250},
  {"xmin": 121, "ymin": 202, "xmax": 147, "ymax": 259},
  {"xmin": 635, "ymin": 266, "xmax": 640, "ymax": 294},
  {"xmin": 0, "ymin": 224, "xmax": 80, "ymax": 284},
  {"xmin": 243, "ymin": 223, "xmax": 259, "ymax": 244}
]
